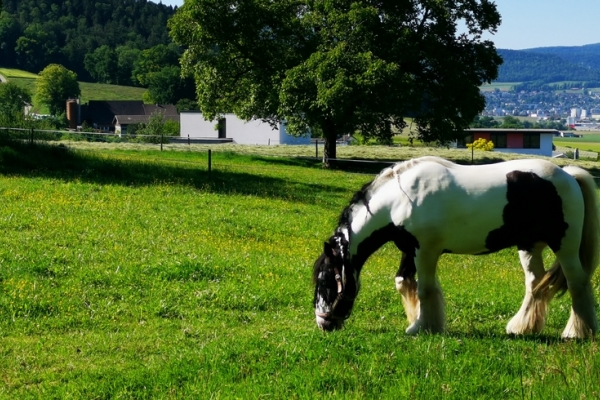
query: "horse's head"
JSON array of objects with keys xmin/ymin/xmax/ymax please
[{"xmin": 313, "ymin": 234, "xmax": 358, "ymax": 331}]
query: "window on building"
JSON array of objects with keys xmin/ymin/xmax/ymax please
[
  {"xmin": 457, "ymin": 135, "xmax": 473, "ymax": 148},
  {"xmin": 489, "ymin": 133, "xmax": 507, "ymax": 148},
  {"xmin": 523, "ymin": 134, "xmax": 540, "ymax": 148}
]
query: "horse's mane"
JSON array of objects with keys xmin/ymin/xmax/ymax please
[{"xmin": 338, "ymin": 157, "xmax": 457, "ymax": 228}]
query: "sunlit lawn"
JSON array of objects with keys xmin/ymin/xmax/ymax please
[{"xmin": 0, "ymin": 140, "xmax": 599, "ymax": 398}]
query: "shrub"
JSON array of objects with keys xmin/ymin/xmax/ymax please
[{"xmin": 467, "ymin": 138, "xmax": 494, "ymax": 151}]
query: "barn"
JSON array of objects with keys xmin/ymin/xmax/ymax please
[
  {"xmin": 180, "ymin": 112, "xmax": 311, "ymax": 145},
  {"xmin": 462, "ymin": 128, "xmax": 557, "ymax": 157}
]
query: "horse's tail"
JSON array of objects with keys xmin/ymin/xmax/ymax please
[{"xmin": 534, "ymin": 166, "xmax": 600, "ymax": 298}]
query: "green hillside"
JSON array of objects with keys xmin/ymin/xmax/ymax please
[
  {"xmin": 1, "ymin": 67, "xmax": 145, "ymax": 113},
  {"xmin": 496, "ymin": 49, "xmax": 600, "ymax": 83},
  {"xmin": 524, "ymin": 43, "xmax": 600, "ymax": 73}
]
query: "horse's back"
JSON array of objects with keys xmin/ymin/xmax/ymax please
[{"xmin": 396, "ymin": 158, "xmax": 583, "ymax": 255}]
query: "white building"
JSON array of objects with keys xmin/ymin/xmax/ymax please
[
  {"xmin": 571, "ymin": 108, "xmax": 580, "ymax": 118},
  {"xmin": 180, "ymin": 112, "xmax": 311, "ymax": 145}
]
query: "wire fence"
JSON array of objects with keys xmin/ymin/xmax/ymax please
[
  {"xmin": 2, "ymin": 126, "xmax": 600, "ymax": 180},
  {"xmin": 554, "ymin": 146, "xmax": 599, "ymax": 161},
  {"xmin": 0, "ymin": 126, "xmax": 179, "ymax": 149}
]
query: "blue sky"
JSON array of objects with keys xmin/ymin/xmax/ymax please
[{"xmin": 152, "ymin": 0, "xmax": 600, "ymax": 50}]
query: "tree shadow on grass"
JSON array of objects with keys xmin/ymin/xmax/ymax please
[
  {"xmin": 0, "ymin": 140, "xmax": 349, "ymax": 205},
  {"xmin": 248, "ymin": 154, "xmax": 542, "ymax": 175}
]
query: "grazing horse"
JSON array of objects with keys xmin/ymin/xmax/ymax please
[{"xmin": 313, "ymin": 156, "xmax": 600, "ymax": 338}]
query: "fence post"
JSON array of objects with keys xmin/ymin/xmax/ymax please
[
  {"xmin": 188, "ymin": 134, "xmax": 190, "ymax": 146},
  {"xmin": 315, "ymin": 139, "xmax": 318, "ymax": 159},
  {"xmin": 30, "ymin": 128, "xmax": 34, "ymax": 145},
  {"xmin": 160, "ymin": 132, "xmax": 164, "ymax": 151},
  {"xmin": 208, "ymin": 149, "xmax": 212, "ymax": 178}
]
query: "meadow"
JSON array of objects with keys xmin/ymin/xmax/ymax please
[
  {"xmin": 0, "ymin": 140, "xmax": 599, "ymax": 398},
  {"xmin": 555, "ymin": 133, "xmax": 600, "ymax": 154},
  {"xmin": 479, "ymin": 82, "xmax": 522, "ymax": 92},
  {"xmin": 0, "ymin": 68, "xmax": 145, "ymax": 114}
]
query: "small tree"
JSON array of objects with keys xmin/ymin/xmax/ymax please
[
  {"xmin": 500, "ymin": 116, "xmax": 523, "ymax": 129},
  {"xmin": 467, "ymin": 138, "xmax": 494, "ymax": 151},
  {"xmin": 0, "ymin": 82, "xmax": 31, "ymax": 115},
  {"xmin": 136, "ymin": 112, "xmax": 169, "ymax": 143},
  {"xmin": 35, "ymin": 64, "xmax": 81, "ymax": 116}
]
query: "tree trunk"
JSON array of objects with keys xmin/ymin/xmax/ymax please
[{"xmin": 322, "ymin": 125, "xmax": 337, "ymax": 168}]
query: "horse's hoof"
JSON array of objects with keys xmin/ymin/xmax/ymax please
[
  {"xmin": 395, "ymin": 276, "xmax": 404, "ymax": 292},
  {"xmin": 405, "ymin": 323, "xmax": 421, "ymax": 335}
]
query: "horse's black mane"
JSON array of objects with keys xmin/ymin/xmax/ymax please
[
  {"xmin": 338, "ymin": 180, "xmax": 373, "ymax": 227},
  {"xmin": 312, "ymin": 252, "xmax": 327, "ymax": 284}
]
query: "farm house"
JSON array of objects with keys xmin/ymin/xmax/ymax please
[
  {"xmin": 462, "ymin": 128, "xmax": 558, "ymax": 157},
  {"xmin": 179, "ymin": 112, "xmax": 311, "ymax": 145}
]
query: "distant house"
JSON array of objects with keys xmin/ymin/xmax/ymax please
[
  {"xmin": 462, "ymin": 128, "xmax": 557, "ymax": 157},
  {"xmin": 74, "ymin": 100, "xmax": 179, "ymax": 133},
  {"xmin": 180, "ymin": 112, "xmax": 311, "ymax": 145}
]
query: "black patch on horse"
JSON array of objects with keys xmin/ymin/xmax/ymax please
[
  {"xmin": 351, "ymin": 223, "xmax": 419, "ymax": 270},
  {"xmin": 485, "ymin": 170, "xmax": 569, "ymax": 253},
  {"xmin": 393, "ymin": 226, "xmax": 420, "ymax": 281},
  {"xmin": 354, "ymin": 224, "xmax": 420, "ymax": 281}
]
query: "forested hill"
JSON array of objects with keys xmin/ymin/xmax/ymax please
[
  {"xmin": 496, "ymin": 45, "xmax": 600, "ymax": 83},
  {"xmin": 0, "ymin": 0, "xmax": 176, "ymax": 81},
  {"xmin": 524, "ymin": 43, "xmax": 600, "ymax": 73}
]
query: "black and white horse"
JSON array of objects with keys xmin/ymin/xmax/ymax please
[{"xmin": 313, "ymin": 156, "xmax": 600, "ymax": 338}]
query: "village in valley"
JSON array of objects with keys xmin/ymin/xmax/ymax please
[{"xmin": 481, "ymin": 86, "xmax": 600, "ymax": 131}]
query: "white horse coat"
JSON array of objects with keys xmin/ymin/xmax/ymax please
[{"xmin": 313, "ymin": 157, "xmax": 600, "ymax": 339}]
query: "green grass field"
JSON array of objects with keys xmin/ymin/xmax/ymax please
[
  {"xmin": 0, "ymin": 68, "xmax": 39, "ymax": 79},
  {"xmin": 554, "ymin": 133, "xmax": 600, "ymax": 153},
  {"xmin": 0, "ymin": 67, "xmax": 145, "ymax": 114},
  {"xmin": 479, "ymin": 82, "xmax": 521, "ymax": 92},
  {"xmin": 0, "ymin": 140, "xmax": 599, "ymax": 398}
]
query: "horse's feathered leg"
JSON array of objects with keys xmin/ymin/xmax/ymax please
[
  {"xmin": 506, "ymin": 242, "xmax": 550, "ymax": 335},
  {"xmin": 556, "ymin": 252, "xmax": 598, "ymax": 338},
  {"xmin": 548, "ymin": 167, "xmax": 599, "ymax": 339},
  {"xmin": 406, "ymin": 249, "xmax": 444, "ymax": 335},
  {"xmin": 395, "ymin": 252, "xmax": 419, "ymax": 324}
]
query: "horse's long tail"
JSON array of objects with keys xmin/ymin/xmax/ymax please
[{"xmin": 534, "ymin": 166, "xmax": 600, "ymax": 298}]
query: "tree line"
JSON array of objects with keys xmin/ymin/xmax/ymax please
[
  {"xmin": 471, "ymin": 115, "xmax": 568, "ymax": 131},
  {"xmin": 0, "ymin": 0, "xmax": 195, "ymax": 106},
  {"xmin": 496, "ymin": 49, "xmax": 600, "ymax": 84},
  {"xmin": 512, "ymin": 81, "xmax": 600, "ymax": 92}
]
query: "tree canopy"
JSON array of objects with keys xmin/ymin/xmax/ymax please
[
  {"xmin": 0, "ymin": 0, "xmax": 176, "ymax": 80},
  {"xmin": 35, "ymin": 64, "xmax": 81, "ymax": 116},
  {"xmin": 169, "ymin": 0, "xmax": 502, "ymax": 164},
  {"xmin": 0, "ymin": 81, "xmax": 31, "ymax": 115}
]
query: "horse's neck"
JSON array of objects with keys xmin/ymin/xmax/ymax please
[{"xmin": 345, "ymin": 196, "xmax": 398, "ymax": 270}]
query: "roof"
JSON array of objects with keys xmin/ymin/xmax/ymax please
[
  {"xmin": 81, "ymin": 100, "xmax": 178, "ymax": 126},
  {"xmin": 113, "ymin": 114, "xmax": 180, "ymax": 125},
  {"xmin": 466, "ymin": 128, "xmax": 558, "ymax": 134}
]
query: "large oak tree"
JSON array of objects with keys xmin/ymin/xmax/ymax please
[{"xmin": 169, "ymin": 0, "xmax": 502, "ymax": 165}]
